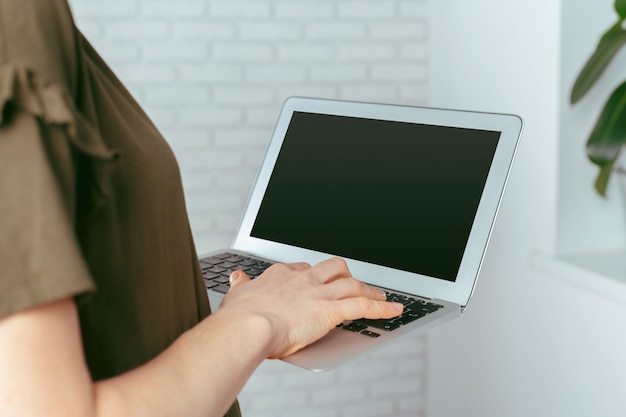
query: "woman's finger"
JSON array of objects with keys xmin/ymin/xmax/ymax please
[
  {"xmin": 335, "ymin": 297, "xmax": 404, "ymax": 322},
  {"xmin": 307, "ymin": 257, "xmax": 352, "ymax": 284},
  {"xmin": 321, "ymin": 277, "xmax": 387, "ymax": 301},
  {"xmin": 284, "ymin": 261, "xmax": 311, "ymax": 271}
]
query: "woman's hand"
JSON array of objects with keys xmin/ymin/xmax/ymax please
[{"xmin": 219, "ymin": 257, "xmax": 404, "ymax": 359}]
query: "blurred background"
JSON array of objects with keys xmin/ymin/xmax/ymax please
[{"xmin": 69, "ymin": 0, "xmax": 626, "ymax": 416}]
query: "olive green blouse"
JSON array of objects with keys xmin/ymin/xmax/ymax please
[{"xmin": 0, "ymin": 1, "xmax": 239, "ymax": 415}]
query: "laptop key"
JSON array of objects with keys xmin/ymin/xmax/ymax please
[
  {"xmin": 354, "ymin": 318, "xmax": 402, "ymax": 332},
  {"xmin": 213, "ymin": 276, "xmax": 230, "ymax": 284},
  {"xmin": 395, "ymin": 311, "xmax": 426, "ymax": 326},
  {"xmin": 203, "ymin": 279, "xmax": 220, "ymax": 289},
  {"xmin": 206, "ymin": 266, "xmax": 227, "ymax": 274},
  {"xmin": 201, "ymin": 257, "xmax": 224, "ymax": 266},
  {"xmin": 342, "ymin": 322, "xmax": 368, "ymax": 333},
  {"xmin": 361, "ymin": 330, "xmax": 381, "ymax": 338},
  {"xmin": 212, "ymin": 284, "xmax": 231, "ymax": 294},
  {"xmin": 202, "ymin": 272, "xmax": 220, "ymax": 280}
]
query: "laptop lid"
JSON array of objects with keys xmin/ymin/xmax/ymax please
[{"xmin": 231, "ymin": 97, "xmax": 522, "ymax": 309}]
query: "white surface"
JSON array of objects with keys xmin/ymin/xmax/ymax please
[
  {"xmin": 531, "ymin": 250, "xmax": 626, "ymax": 305},
  {"xmin": 427, "ymin": 0, "xmax": 626, "ymax": 416}
]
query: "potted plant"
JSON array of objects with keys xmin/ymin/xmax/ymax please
[{"xmin": 570, "ymin": 0, "xmax": 626, "ymax": 197}]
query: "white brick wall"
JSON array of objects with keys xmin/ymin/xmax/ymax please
[{"xmin": 69, "ymin": 1, "xmax": 430, "ymax": 416}]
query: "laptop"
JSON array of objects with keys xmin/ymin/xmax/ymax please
[{"xmin": 199, "ymin": 96, "xmax": 523, "ymax": 371}]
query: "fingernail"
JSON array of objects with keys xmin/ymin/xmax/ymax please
[
  {"xmin": 229, "ymin": 271, "xmax": 240, "ymax": 284},
  {"xmin": 379, "ymin": 290, "xmax": 387, "ymax": 300},
  {"xmin": 393, "ymin": 303, "xmax": 404, "ymax": 312}
]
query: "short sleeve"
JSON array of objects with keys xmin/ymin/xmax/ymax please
[{"xmin": 0, "ymin": 64, "xmax": 118, "ymax": 318}]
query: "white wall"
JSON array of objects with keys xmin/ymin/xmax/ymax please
[
  {"xmin": 427, "ymin": 1, "xmax": 626, "ymax": 416},
  {"xmin": 69, "ymin": 1, "xmax": 431, "ymax": 416}
]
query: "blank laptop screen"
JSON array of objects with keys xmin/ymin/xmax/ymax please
[{"xmin": 250, "ymin": 111, "xmax": 500, "ymax": 282}]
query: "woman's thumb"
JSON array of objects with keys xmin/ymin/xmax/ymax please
[{"xmin": 229, "ymin": 270, "xmax": 250, "ymax": 289}]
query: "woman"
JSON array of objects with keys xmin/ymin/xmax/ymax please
[{"xmin": 0, "ymin": 1, "xmax": 402, "ymax": 416}]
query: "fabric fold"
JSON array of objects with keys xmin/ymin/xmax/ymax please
[{"xmin": 0, "ymin": 63, "xmax": 119, "ymax": 213}]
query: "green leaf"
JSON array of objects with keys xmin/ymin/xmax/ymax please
[
  {"xmin": 594, "ymin": 162, "xmax": 614, "ymax": 196},
  {"xmin": 615, "ymin": 0, "xmax": 626, "ymax": 19},
  {"xmin": 570, "ymin": 22, "xmax": 626, "ymax": 104},
  {"xmin": 586, "ymin": 80, "xmax": 626, "ymax": 166},
  {"xmin": 586, "ymin": 80, "xmax": 626, "ymax": 196}
]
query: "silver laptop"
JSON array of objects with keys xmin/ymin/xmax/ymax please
[{"xmin": 199, "ymin": 96, "xmax": 523, "ymax": 371}]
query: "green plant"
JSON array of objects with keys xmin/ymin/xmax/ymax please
[{"xmin": 570, "ymin": 0, "xmax": 626, "ymax": 196}]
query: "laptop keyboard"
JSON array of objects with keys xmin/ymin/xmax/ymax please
[{"xmin": 199, "ymin": 252, "xmax": 444, "ymax": 339}]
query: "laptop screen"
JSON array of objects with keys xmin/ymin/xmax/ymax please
[{"xmin": 250, "ymin": 111, "xmax": 500, "ymax": 282}]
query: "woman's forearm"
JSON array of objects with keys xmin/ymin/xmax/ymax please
[{"xmin": 94, "ymin": 308, "xmax": 273, "ymax": 417}]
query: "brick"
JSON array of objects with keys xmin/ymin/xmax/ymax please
[
  {"xmin": 172, "ymin": 21, "xmax": 236, "ymax": 40},
  {"xmin": 245, "ymin": 107, "xmax": 283, "ymax": 126},
  {"xmin": 93, "ymin": 43, "xmax": 140, "ymax": 64},
  {"xmin": 311, "ymin": 384, "xmax": 366, "ymax": 406},
  {"xmin": 144, "ymin": 85, "xmax": 209, "ymax": 105},
  {"xmin": 368, "ymin": 376, "xmax": 422, "ymax": 398},
  {"xmin": 141, "ymin": 108, "xmax": 177, "ymax": 129},
  {"xmin": 213, "ymin": 43, "xmax": 274, "ymax": 62},
  {"xmin": 140, "ymin": 1, "xmax": 206, "ymax": 17},
  {"xmin": 398, "ymin": 395, "xmax": 425, "ymax": 414},
  {"xmin": 370, "ymin": 22, "xmax": 427, "ymax": 40},
  {"xmin": 400, "ymin": 0, "xmax": 429, "ymax": 17},
  {"xmin": 114, "ymin": 65, "xmax": 176, "ymax": 84},
  {"xmin": 246, "ymin": 386, "xmax": 309, "ymax": 410},
  {"xmin": 246, "ymin": 65, "xmax": 307, "ymax": 84},
  {"xmin": 185, "ymin": 216, "xmax": 214, "ymax": 236},
  {"xmin": 70, "ymin": 1, "xmax": 138, "ymax": 18},
  {"xmin": 179, "ymin": 107, "xmax": 243, "ymax": 127},
  {"xmin": 213, "ymin": 170, "xmax": 258, "ymax": 191},
  {"xmin": 277, "ymin": 44, "xmax": 335, "ymax": 62},
  {"xmin": 276, "ymin": 86, "xmax": 337, "ymax": 101},
  {"xmin": 338, "ymin": 2, "xmax": 396, "ymax": 19},
  {"xmin": 143, "ymin": 42, "xmax": 209, "ymax": 62},
  {"xmin": 275, "ymin": 3, "xmax": 334, "ymax": 19},
  {"xmin": 342, "ymin": 400, "xmax": 395, "ymax": 417},
  {"xmin": 400, "ymin": 43, "xmax": 428, "ymax": 60},
  {"xmin": 103, "ymin": 20, "xmax": 170, "ymax": 40},
  {"xmin": 277, "ymin": 407, "xmax": 340, "ymax": 417},
  {"xmin": 179, "ymin": 170, "xmax": 216, "ymax": 192},
  {"xmin": 214, "ymin": 128, "xmax": 270, "ymax": 149},
  {"xmin": 240, "ymin": 373, "xmax": 280, "ymax": 394},
  {"xmin": 163, "ymin": 129, "xmax": 211, "ymax": 152},
  {"xmin": 310, "ymin": 64, "xmax": 367, "ymax": 82},
  {"xmin": 192, "ymin": 234, "xmax": 232, "ymax": 254},
  {"xmin": 371, "ymin": 63, "xmax": 427, "ymax": 81},
  {"xmin": 339, "ymin": 84, "xmax": 397, "ymax": 102},
  {"xmin": 336, "ymin": 43, "xmax": 396, "ymax": 61},
  {"xmin": 213, "ymin": 86, "xmax": 274, "ymax": 104},
  {"xmin": 398, "ymin": 82, "xmax": 428, "ymax": 104},
  {"xmin": 239, "ymin": 22, "xmax": 302, "ymax": 41},
  {"xmin": 241, "ymin": 149, "xmax": 268, "ymax": 169},
  {"xmin": 76, "ymin": 22, "xmax": 103, "ymax": 40},
  {"xmin": 394, "ymin": 355, "xmax": 425, "ymax": 376},
  {"xmin": 280, "ymin": 370, "xmax": 336, "ymax": 388},
  {"xmin": 210, "ymin": 1, "xmax": 271, "ymax": 18},
  {"xmin": 180, "ymin": 64, "xmax": 243, "ymax": 83},
  {"xmin": 305, "ymin": 22, "xmax": 366, "ymax": 40},
  {"xmin": 180, "ymin": 149, "xmax": 242, "ymax": 171},
  {"xmin": 198, "ymin": 192, "xmax": 243, "ymax": 211}
]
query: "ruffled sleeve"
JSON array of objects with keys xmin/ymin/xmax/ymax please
[
  {"xmin": 0, "ymin": 63, "xmax": 119, "ymax": 215},
  {"xmin": 0, "ymin": 63, "xmax": 118, "ymax": 317}
]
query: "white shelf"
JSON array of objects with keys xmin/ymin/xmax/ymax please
[{"xmin": 530, "ymin": 250, "xmax": 626, "ymax": 305}]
